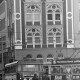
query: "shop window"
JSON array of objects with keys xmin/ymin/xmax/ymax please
[{"xmin": 51, "ymin": 66, "xmax": 60, "ymax": 74}]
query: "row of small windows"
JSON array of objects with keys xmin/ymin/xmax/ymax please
[
  {"xmin": 24, "ymin": 53, "xmax": 64, "ymax": 60},
  {"xmin": 25, "ymin": 4, "xmax": 62, "ymax": 26},
  {"xmin": 25, "ymin": 28, "xmax": 63, "ymax": 48},
  {"xmin": 25, "ymin": 54, "xmax": 53, "ymax": 58}
]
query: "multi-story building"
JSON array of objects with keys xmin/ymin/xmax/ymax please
[
  {"xmin": 0, "ymin": 0, "xmax": 80, "ymax": 62},
  {"xmin": 0, "ymin": 0, "xmax": 80, "ymax": 63},
  {"xmin": 0, "ymin": 0, "xmax": 80, "ymax": 79},
  {"xmin": 12, "ymin": 0, "xmax": 80, "ymax": 62}
]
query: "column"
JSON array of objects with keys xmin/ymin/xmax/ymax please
[
  {"xmin": 66, "ymin": 0, "xmax": 74, "ymax": 48},
  {"xmin": 14, "ymin": 0, "xmax": 22, "ymax": 49},
  {"xmin": 42, "ymin": 0, "xmax": 47, "ymax": 48}
]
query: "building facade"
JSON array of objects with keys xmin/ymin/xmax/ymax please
[
  {"xmin": 13, "ymin": 0, "xmax": 80, "ymax": 62},
  {"xmin": 0, "ymin": 0, "xmax": 80, "ymax": 64},
  {"xmin": 0, "ymin": 0, "xmax": 80, "ymax": 79}
]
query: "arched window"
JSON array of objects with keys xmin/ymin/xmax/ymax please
[
  {"xmin": 47, "ymin": 54, "xmax": 53, "ymax": 58},
  {"xmin": 47, "ymin": 4, "xmax": 62, "ymax": 25},
  {"xmin": 36, "ymin": 54, "xmax": 43, "ymax": 60},
  {"xmin": 25, "ymin": 28, "xmax": 42, "ymax": 48},
  {"xmin": 26, "ymin": 4, "xmax": 41, "ymax": 26},
  {"xmin": 57, "ymin": 53, "xmax": 64, "ymax": 59},
  {"xmin": 26, "ymin": 54, "xmax": 32, "ymax": 59},
  {"xmin": 47, "ymin": 28, "xmax": 63, "ymax": 48},
  {"xmin": 47, "ymin": 54, "xmax": 53, "ymax": 62}
]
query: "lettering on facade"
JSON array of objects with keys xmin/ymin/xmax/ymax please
[{"xmin": 55, "ymin": 59, "xmax": 80, "ymax": 64}]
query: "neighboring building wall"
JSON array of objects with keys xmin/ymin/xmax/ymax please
[
  {"xmin": 74, "ymin": 0, "xmax": 80, "ymax": 48},
  {"xmin": 0, "ymin": 1, "xmax": 7, "ymax": 52},
  {"xmin": 0, "ymin": 0, "xmax": 8, "ymax": 73},
  {"xmin": 0, "ymin": 0, "xmax": 14, "ymax": 66}
]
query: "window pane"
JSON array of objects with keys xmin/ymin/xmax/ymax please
[
  {"xmin": 37, "ymin": 54, "xmax": 42, "ymax": 58},
  {"xmin": 47, "ymin": 54, "xmax": 53, "ymax": 58},
  {"xmin": 26, "ymin": 22, "xmax": 32, "ymax": 26},
  {"xmin": 22, "ymin": 65, "xmax": 38, "ymax": 72},
  {"xmin": 55, "ymin": 21, "xmax": 61, "ymax": 25},
  {"xmin": 48, "ymin": 21, "xmax": 53, "ymax": 25},
  {"xmin": 34, "ymin": 22, "xmax": 40, "ymax": 25},
  {"xmin": 55, "ymin": 14, "xmax": 60, "ymax": 20},
  {"xmin": 26, "ymin": 14, "xmax": 32, "ymax": 26},
  {"xmin": 34, "ymin": 14, "xmax": 40, "ymax": 25},
  {"xmin": 27, "ymin": 37, "xmax": 32, "ymax": 43},
  {"xmin": 35, "ymin": 33, "xmax": 40, "ymax": 36},
  {"xmin": 48, "ymin": 10, "xmax": 52, "ymax": 13},
  {"xmin": 48, "ymin": 37, "xmax": 53, "ymax": 43},
  {"xmin": 56, "ymin": 37, "xmax": 61, "ymax": 43},
  {"xmin": 35, "ymin": 37, "xmax": 40, "ymax": 43},
  {"xmin": 27, "ymin": 33, "xmax": 32, "ymax": 36},
  {"xmin": 56, "ymin": 32, "xmax": 61, "ymax": 35},
  {"xmin": 48, "ymin": 33, "xmax": 53, "ymax": 36},
  {"xmin": 48, "ymin": 14, "xmax": 52, "ymax": 20},
  {"xmin": 34, "ymin": 14, "xmax": 40, "ymax": 21},
  {"xmin": 26, "ymin": 14, "xmax": 32, "ymax": 21}
]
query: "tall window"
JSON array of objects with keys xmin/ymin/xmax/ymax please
[
  {"xmin": 26, "ymin": 4, "xmax": 41, "ymax": 26},
  {"xmin": 46, "ymin": 4, "xmax": 62, "ymax": 25},
  {"xmin": 47, "ymin": 28, "xmax": 63, "ymax": 48},
  {"xmin": 25, "ymin": 28, "xmax": 42, "ymax": 48}
]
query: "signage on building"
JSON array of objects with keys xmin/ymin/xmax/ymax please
[{"xmin": 55, "ymin": 58, "xmax": 80, "ymax": 65}]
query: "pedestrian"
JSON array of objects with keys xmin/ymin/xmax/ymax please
[
  {"xmin": 32, "ymin": 74, "xmax": 39, "ymax": 80},
  {"xmin": 42, "ymin": 73, "xmax": 50, "ymax": 80}
]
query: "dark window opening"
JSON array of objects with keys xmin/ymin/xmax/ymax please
[
  {"xmin": 26, "ymin": 22, "xmax": 32, "ymax": 26},
  {"xmin": 55, "ymin": 14, "xmax": 60, "ymax": 20},
  {"xmin": 48, "ymin": 14, "xmax": 52, "ymax": 20}
]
